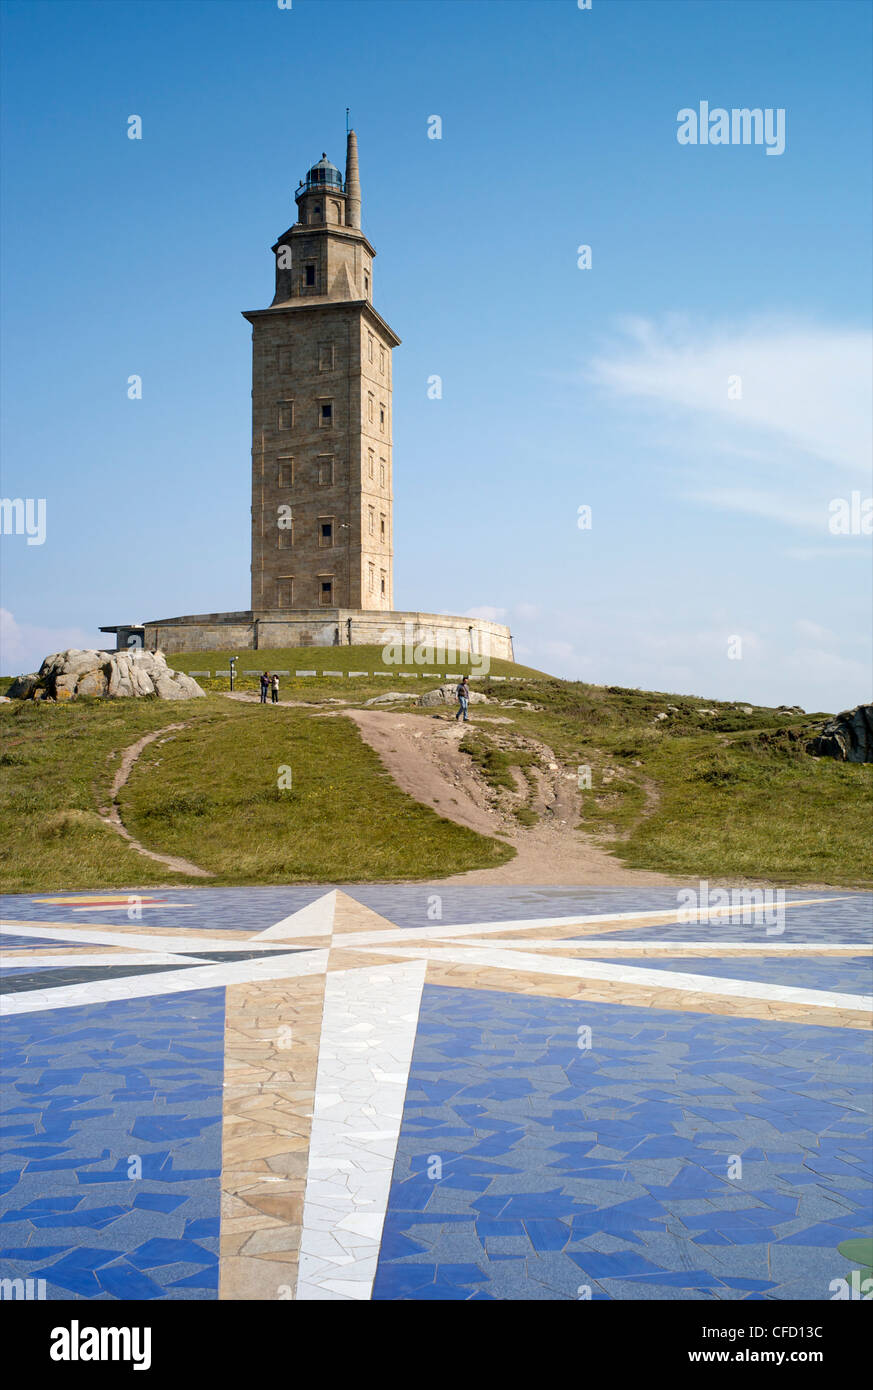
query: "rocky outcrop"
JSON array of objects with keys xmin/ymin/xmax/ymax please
[
  {"xmin": 806, "ymin": 704, "xmax": 873, "ymax": 763},
  {"xmin": 7, "ymin": 649, "xmax": 206, "ymax": 702},
  {"xmin": 364, "ymin": 691, "xmax": 419, "ymax": 705},
  {"xmin": 417, "ymin": 683, "xmax": 490, "ymax": 709}
]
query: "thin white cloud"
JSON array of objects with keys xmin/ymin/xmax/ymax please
[
  {"xmin": 590, "ymin": 317, "xmax": 872, "ymax": 479},
  {"xmin": 511, "ymin": 603, "xmax": 869, "ymax": 712},
  {"xmin": 0, "ymin": 609, "xmax": 99, "ymax": 677},
  {"xmin": 783, "ymin": 646, "xmax": 871, "ymax": 694},
  {"xmin": 542, "ymin": 639, "xmax": 575, "ymax": 660},
  {"xmin": 684, "ymin": 488, "xmax": 828, "ymax": 530},
  {"xmin": 782, "ymin": 545, "xmax": 870, "ymax": 560},
  {"xmin": 464, "ymin": 605, "xmax": 506, "ymax": 621}
]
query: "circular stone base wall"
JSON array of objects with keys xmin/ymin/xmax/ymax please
[{"xmin": 105, "ymin": 609, "xmax": 514, "ymax": 665}]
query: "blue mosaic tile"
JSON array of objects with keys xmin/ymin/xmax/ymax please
[
  {"xmin": 596, "ymin": 956, "xmax": 872, "ymax": 994},
  {"xmin": 133, "ymin": 1193, "xmax": 189, "ymax": 1213},
  {"xmin": 0, "ymin": 988, "xmax": 224, "ymax": 1300},
  {"xmin": 373, "ymin": 982, "xmax": 872, "ymax": 1301},
  {"xmin": 3, "ymin": 887, "xmax": 870, "ymax": 1301},
  {"xmin": 6, "ymin": 885, "xmax": 865, "ymax": 942},
  {"xmin": 97, "ymin": 1260, "xmax": 167, "ymax": 1299}
]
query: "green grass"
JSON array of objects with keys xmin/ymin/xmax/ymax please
[
  {"xmin": 618, "ymin": 731, "xmax": 873, "ymax": 886},
  {"xmin": 458, "ymin": 729, "xmax": 539, "ymax": 793},
  {"xmin": 464, "ymin": 678, "xmax": 872, "ymax": 886},
  {"xmin": 0, "ymin": 694, "xmax": 511, "ymax": 892},
  {"xmin": 0, "ymin": 695, "xmax": 213, "ymax": 893},
  {"xmin": 120, "ymin": 704, "xmax": 511, "ymax": 883},
  {"xmin": 162, "ymin": 644, "xmax": 546, "ymax": 697},
  {"xmin": 1, "ymin": 663, "xmax": 869, "ymax": 891},
  {"xmin": 458, "ymin": 728, "xmax": 542, "ymax": 825}
]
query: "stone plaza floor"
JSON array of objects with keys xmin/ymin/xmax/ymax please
[{"xmin": 0, "ymin": 886, "xmax": 870, "ymax": 1301}]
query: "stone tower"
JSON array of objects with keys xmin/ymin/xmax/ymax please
[{"xmin": 244, "ymin": 131, "xmax": 400, "ymax": 613}]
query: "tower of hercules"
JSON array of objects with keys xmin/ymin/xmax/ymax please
[{"xmin": 244, "ymin": 130, "xmax": 399, "ymax": 615}]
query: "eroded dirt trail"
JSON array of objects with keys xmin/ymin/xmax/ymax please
[
  {"xmin": 98, "ymin": 725, "xmax": 214, "ymax": 878},
  {"xmin": 344, "ymin": 708, "xmax": 678, "ymax": 886}
]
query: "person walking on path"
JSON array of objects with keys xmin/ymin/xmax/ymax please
[
  {"xmin": 259, "ymin": 671, "xmax": 269, "ymax": 704},
  {"xmin": 271, "ymin": 672, "xmax": 280, "ymax": 704},
  {"xmin": 455, "ymin": 675, "xmax": 470, "ymax": 722}
]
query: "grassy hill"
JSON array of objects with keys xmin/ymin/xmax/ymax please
[
  {"xmin": 166, "ymin": 643, "xmax": 548, "ymax": 690},
  {"xmin": 1, "ymin": 649, "xmax": 869, "ymax": 892},
  {"xmin": 461, "ymin": 678, "xmax": 871, "ymax": 888}
]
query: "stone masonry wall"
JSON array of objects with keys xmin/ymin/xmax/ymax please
[
  {"xmin": 141, "ymin": 610, "xmax": 514, "ymax": 662},
  {"xmin": 248, "ymin": 302, "xmax": 394, "ymax": 613}
]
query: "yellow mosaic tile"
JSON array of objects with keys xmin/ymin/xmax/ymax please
[
  {"xmin": 422, "ymin": 961, "xmax": 871, "ymax": 1030},
  {"xmin": 219, "ymin": 970, "xmax": 325, "ymax": 1301}
]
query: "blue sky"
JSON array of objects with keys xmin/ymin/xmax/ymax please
[{"xmin": 1, "ymin": 0, "xmax": 871, "ymax": 711}]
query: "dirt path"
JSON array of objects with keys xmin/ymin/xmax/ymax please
[
  {"xmin": 344, "ymin": 708, "xmax": 680, "ymax": 886},
  {"xmin": 98, "ymin": 725, "xmax": 213, "ymax": 878},
  {"xmin": 223, "ymin": 691, "xmax": 330, "ymax": 709}
]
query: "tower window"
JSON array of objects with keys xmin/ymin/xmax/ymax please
[
  {"xmin": 319, "ymin": 521, "xmax": 333, "ymax": 547},
  {"xmin": 379, "ymin": 405, "xmax": 385, "ymax": 430},
  {"xmin": 305, "ymin": 264, "xmax": 316, "ymax": 287},
  {"xmin": 277, "ymin": 458, "xmax": 294, "ymax": 487},
  {"xmin": 320, "ymin": 401, "xmax": 333, "ymax": 427},
  {"xmin": 369, "ymin": 563, "xmax": 375, "ymax": 592},
  {"xmin": 364, "ymin": 273, "xmax": 370, "ymax": 295},
  {"xmin": 278, "ymin": 528, "xmax": 293, "ymax": 549},
  {"xmin": 367, "ymin": 393, "xmax": 374, "ymax": 424},
  {"xmin": 318, "ymin": 456, "xmax": 334, "ymax": 486},
  {"xmin": 379, "ymin": 458, "xmax": 385, "ymax": 487},
  {"xmin": 368, "ymin": 507, "xmax": 375, "ymax": 536},
  {"xmin": 277, "ymin": 578, "xmax": 294, "ymax": 607},
  {"xmin": 379, "ymin": 346, "xmax": 385, "ymax": 373},
  {"xmin": 318, "ymin": 342, "xmax": 335, "ymax": 371},
  {"xmin": 368, "ymin": 448, "xmax": 375, "ymax": 478},
  {"xmin": 368, "ymin": 333, "xmax": 374, "ymax": 362},
  {"xmin": 278, "ymin": 402, "xmax": 294, "ymax": 430},
  {"xmin": 380, "ymin": 515, "xmax": 386, "ymax": 542},
  {"xmin": 320, "ymin": 579, "xmax": 333, "ymax": 605},
  {"xmin": 380, "ymin": 572, "xmax": 386, "ymax": 596}
]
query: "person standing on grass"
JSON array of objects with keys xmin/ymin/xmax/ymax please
[
  {"xmin": 455, "ymin": 674, "xmax": 470, "ymax": 722},
  {"xmin": 260, "ymin": 671, "xmax": 269, "ymax": 704},
  {"xmin": 271, "ymin": 672, "xmax": 280, "ymax": 704}
]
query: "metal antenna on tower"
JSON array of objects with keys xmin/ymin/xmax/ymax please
[{"xmin": 346, "ymin": 107, "xmax": 350, "ymax": 135}]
